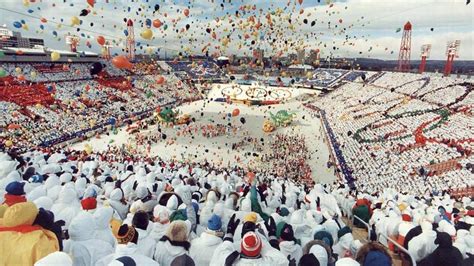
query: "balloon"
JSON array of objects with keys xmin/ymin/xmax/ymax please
[
  {"xmin": 40, "ymin": 18, "xmax": 47, "ymax": 23},
  {"xmin": 30, "ymin": 71, "xmax": 37, "ymax": 78},
  {"xmin": 140, "ymin": 29, "xmax": 153, "ymax": 40},
  {"xmin": 145, "ymin": 18, "xmax": 152, "ymax": 28},
  {"xmin": 232, "ymin": 108, "xmax": 240, "ymax": 117},
  {"xmin": 183, "ymin": 9, "xmax": 190, "ymax": 17},
  {"xmin": 153, "ymin": 19, "xmax": 162, "ymax": 28},
  {"xmin": 298, "ymin": 0, "xmax": 303, "ymax": 5},
  {"xmin": 13, "ymin": 21, "xmax": 22, "ymax": 28},
  {"xmin": 0, "ymin": 68, "xmax": 7, "ymax": 77},
  {"xmin": 71, "ymin": 16, "xmax": 80, "ymax": 26},
  {"xmin": 111, "ymin": 55, "xmax": 133, "ymax": 69},
  {"xmin": 156, "ymin": 76, "xmax": 165, "ymax": 84},
  {"xmin": 50, "ymin": 51, "xmax": 60, "ymax": 61},
  {"xmin": 80, "ymin": 9, "xmax": 89, "ymax": 16},
  {"xmin": 124, "ymin": 29, "xmax": 129, "ymax": 36},
  {"xmin": 240, "ymin": 117, "xmax": 246, "ymax": 124},
  {"xmin": 96, "ymin": 35, "xmax": 105, "ymax": 46},
  {"xmin": 5, "ymin": 140, "xmax": 13, "ymax": 148},
  {"xmin": 90, "ymin": 62, "xmax": 103, "ymax": 75},
  {"xmin": 87, "ymin": 0, "xmax": 94, "ymax": 7}
]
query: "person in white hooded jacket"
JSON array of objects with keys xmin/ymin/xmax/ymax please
[
  {"xmin": 132, "ymin": 211, "xmax": 156, "ymax": 258},
  {"xmin": 65, "ymin": 211, "xmax": 114, "ymax": 266},
  {"xmin": 190, "ymin": 214, "xmax": 224, "ymax": 266},
  {"xmin": 408, "ymin": 220, "xmax": 438, "ymax": 262},
  {"xmin": 93, "ymin": 207, "xmax": 117, "ymax": 249},
  {"xmin": 210, "ymin": 214, "xmax": 288, "ymax": 266},
  {"xmin": 96, "ymin": 224, "xmax": 159, "ymax": 266},
  {"xmin": 153, "ymin": 186, "xmax": 197, "ymax": 266},
  {"xmin": 278, "ymin": 223, "xmax": 303, "ymax": 264}
]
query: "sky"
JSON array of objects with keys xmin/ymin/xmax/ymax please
[{"xmin": 0, "ymin": 0, "xmax": 473, "ymax": 60}]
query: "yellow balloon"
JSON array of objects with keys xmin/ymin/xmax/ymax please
[
  {"xmin": 31, "ymin": 71, "xmax": 37, "ymax": 78},
  {"xmin": 5, "ymin": 140, "xmax": 13, "ymax": 147},
  {"xmin": 71, "ymin": 16, "xmax": 80, "ymax": 26},
  {"xmin": 15, "ymin": 67, "xmax": 21, "ymax": 73},
  {"xmin": 140, "ymin": 29, "xmax": 153, "ymax": 40},
  {"xmin": 51, "ymin": 51, "xmax": 60, "ymax": 61}
]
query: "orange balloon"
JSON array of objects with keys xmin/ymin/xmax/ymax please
[
  {"xmin": 232, "ymin": 108, "xmax": 240, "ymax": 117},
  {"xmin": 152, "ymin": 19, "xmax": 162, "ymax": 28},
  {"xmin": 298, "ymin": 0, "xmax": 303, "ymax": 4},
  {"xmin": 96, "ymin": 36, "xmax": 105, "ymax": 46},
  {"xmin": 156, "ymin": 76, "xmax": 165, "ymax": 84},
  {"xmin": 111, "ymin": 55, "xmax": 133, "ymax": 69},
  {"xmin": 17, "ymin": 74, "xmax": 25, "ymax": 81},
  {"xmin": 183, "ymin": 9, "xmax": 190, "ymax": 17},
  {"xmin": 87, "ymin": 0, "xmax": 94, "ymax": 7}
]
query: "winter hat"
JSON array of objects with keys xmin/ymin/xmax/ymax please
[
  {"xmin": 338, "ymin": 226, "xmax": 352, "ymax": 239},
  {"xmin": 243, "ymin": 212, "xmax": 257, "ymax": 224},
  {"xmin": 81, "ymin": 197, "xmax": 97, "ymax": 211},
  {"xmin": 241, "ymin": 232, "xmax": 262, "ymax": 257},
  {"xmin": 280, "ymin": 223, "xmax": 296, "ymax": 241},
  {"xmin": 435, "ymin": 232, "xmax": 453, "ymax": 248},
  {"xmin": 132, "ymin": 211, "xmax": 149, "ymax": 230},
  {"xmin": 363, "ymin": 250, "xmax": 391, "ymax": 266},
  {"xmin": 5, "ymin": 181, "xmax": 25, "ymax": 195},
  {"xmin": 299, "ymin": 254, "xmax": 320, "ymax": 266},
  {"xmin": 166, "ymin": 220, "xmax": 189, "ymax": 242},
  {"xmin": 279, "ymin": 207, "xmax": 290, "ymax": 217},
  {"xmin": 314, "ymin": 230, "xmax": 334, "ymax": 247},
  {"xmin": 170, "ymin": 209, "xmax": 187, "ymax": 222},
  {"xmin": 171, "ymin": 254, "xmax": 195, "ymax": 266},
  {"xmin": 116, "ymin": 224, "xmax": 138, "ymax": 244},
  {"xmin": 207, "ymin": 214, "xmax": 222, "ymax": 231},
  {"xmin": 29, "ymin": 175, "xmax": 44, "ymax": 183}
]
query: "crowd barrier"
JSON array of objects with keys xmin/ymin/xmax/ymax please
[{"xmin": 353, "ymin": 215, "xmax": 417, "ymax": 266}]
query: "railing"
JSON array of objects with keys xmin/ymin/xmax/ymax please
[{"xmin": 352, "ymin": 215, "xmax": 417, "ymax": 266}]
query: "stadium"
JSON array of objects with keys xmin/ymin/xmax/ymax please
[{"xmin": 0, "ymin": 1, "xmax": 473, "ymax": 266}]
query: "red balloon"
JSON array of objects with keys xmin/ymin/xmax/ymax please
[
  {"xmin": 156, "ymin": 76, "xmax": 165, "ymax": 84},
  {"xmin": 298, "ymin": 0, "xmax": 303, "ymax": 5},
  {"xmin": 183, "ymin": 9, "xmax": 190, "ymax": 17},
  {"xmin": 112, "ymin": 55, "xmax": 133, "ymax": 69},
  {"xmin": 152, "ymin": 19, "xmax": 162, "ymax": 28},
  {"xmin": 87, "ymin": 0, "xmax": 94, "ymax": 7},
  {"xmin": 232, "ymin": 108, "xmax": 240, "ymax": 117},
  {"xmin": 96, "ymin": 36, "xmax": 105, "ymax": 46}
]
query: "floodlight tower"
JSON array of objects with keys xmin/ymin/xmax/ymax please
[
  {"xmin": 419, "ymin": 44, "xmax": 431, "ymax": 74},
  {"xmin": 65, "ymin": 34, "xmax": 80, "ymax": 53},
  {"xmin": 102, "ymin": 41, "xmax": 112, "ymax": 60},
  {"xmin": 398, "ymin": 22, "xmax": 412, "ymax": 72},
  {"xmin": 126, "ymin": 19, "xmax": 135, "ymax": 61},
  {"xmin": 444, "ymin": 40, "xmax": 460, "ymax": 77}
]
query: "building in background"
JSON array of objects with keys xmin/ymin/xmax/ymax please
[
  {"xmin": 297, "ymin": 48, "xmax": 305, "ymax": 65},
  {"xmin": 0, "ymin": 25, "xmax": 44, "ymax": 49}
]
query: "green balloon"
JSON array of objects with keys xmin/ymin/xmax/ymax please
[{"xmin": 0, "ymin": 68, "xmax": 7, "ymax": 78}]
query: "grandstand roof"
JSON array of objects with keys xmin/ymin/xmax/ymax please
[{"xmin": 3, "ymin": 47, "xmax": 45, "ymax": 54}]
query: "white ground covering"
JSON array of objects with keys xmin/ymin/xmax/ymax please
[{"xmin": 71, "ymin": 84, "xmax": 336, "ymax": 184}]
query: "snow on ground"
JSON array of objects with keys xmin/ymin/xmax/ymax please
[{"xmin": 71, "ymin": 84, "xmax": 336, "ymax": 184}]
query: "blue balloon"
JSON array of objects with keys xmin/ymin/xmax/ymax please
[
  {"xmin": 20, "ymin": 20, "xmax": 25, "ymax": 24},
  {"xmin": 47, "ymin": 85, "xmax": 53, "ymax": 92},
  {"xmin": 27, "ymin": 9, "xmax": 34, "ymax": 13},
  {"xmin": 124, "ymin": 29, "xmax": 129, "ymax": 36},
  {"xmin": 53, "ymin": 31, "xmax": 58, "ymax": 36},
  {"xmin": 13, "ymin": 22, "xmax": 22, "ymax": 28},
  {"xmin": 145, "ymin": 18, "xmax": 152, "ymax": 27},
  {"xmin": 39, "ymin": 25, "xmax": 44, "ymax": 30}
]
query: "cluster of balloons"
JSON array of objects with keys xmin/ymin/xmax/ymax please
[{"xmin": 112, "ymin": 55, "xmax": 133, "ymax": 69}]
